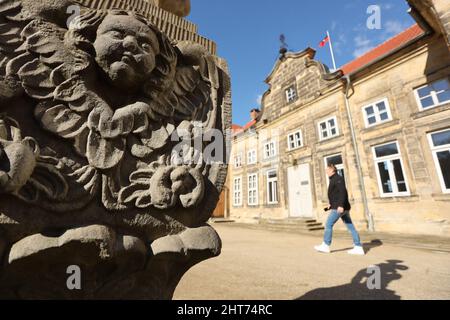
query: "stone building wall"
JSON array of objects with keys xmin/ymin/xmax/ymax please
[
  {"xmin": 433, "ymin": 0, "xmax": 450, "ymax": 46},
  {"xmin": 228, "ymin": 32, "xmax": 450, "ymax": 237},
  {"xmin": 348, "ymin": 35, "xmax": 450, "ymax": 235}
]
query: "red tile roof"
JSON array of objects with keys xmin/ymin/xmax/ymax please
[
  {"xmin": 242, "ymin": 119, "xmax": 257, "ymax": 131},
  {"xmin": 231, "ymin": 124, "xmax": 243, "ymax": 134},
  {"xmin": 341, "ymin": 24, "xmax": 425, "ymax": 75},
  {"xmin": 231, "ymin": 120, "xmax": 256, "ymax": 135}
]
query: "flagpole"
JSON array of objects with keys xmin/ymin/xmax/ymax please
[{"xmin": 327, "ymin": 30, "xmax": 337, "ymax": 71}]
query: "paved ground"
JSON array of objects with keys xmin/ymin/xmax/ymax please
[{"xmin": 174, "ymin": 223, "xmax": 450, "ymax": 300}]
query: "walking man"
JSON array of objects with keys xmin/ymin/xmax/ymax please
[{"xmin": 315, "ymin": 164, "xmax": 365, "ymax": 255}]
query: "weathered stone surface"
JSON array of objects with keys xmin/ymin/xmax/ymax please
[
  {"xmin": 155, "ymin": 0, "xmax": 191, "ymax": 17},
  {"xmin": 76, "ymin": 0, "xmax": 217, "ymax": 55},
  {"xmin": 152, "ymin": 226, "xmax": 221, "ymax": 256},
  {"xmin": 0, "ymin": 0, "xmax": 230, "ymax": 299},
  {"xmin": 8, "ymin": 225, "xmax": 147, "ymax": 264}
]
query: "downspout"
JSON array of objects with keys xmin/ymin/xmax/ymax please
[{"xmin": 343, "ymin": 75, "xmax": 375, "ymax": 232}]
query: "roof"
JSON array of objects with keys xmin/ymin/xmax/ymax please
[
  {"xmin": 231, "ymin": 120, "xmax": 257, "ymax": 136},
  {"xmin": 341, "ymin": 24, "xmax": 425, "ymax": 75},
  {"xmin": 242, "ymin": 119, "xmax": 257, "ymax": 131},
  {"xmin": 231, "ymin": 124, "xmax": 243, "ymax": 134}
]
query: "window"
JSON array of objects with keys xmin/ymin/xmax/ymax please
[
  {"xmin": 248, "ymin": 173, "xmax": 259, "ymax": 206},
  {"xmin": 318, "ymin": 116, "xmax": 339, "ymax": 140},
  {"xmin": 428, "ymin": 129, "xmax": 450, "ymax": 193},
  {"xmin": 415, "ymin": 78, "xmax": 450, "ymax": 110},
  {"xmin": 266, "ymin": 170, "xmax": 278, "ymax": 204},
  {"xmin": 263, "ymin": 140, "xmax": 277, "ymax": 159},
  {"xmin": 234, "ymin": 153, "xmax": 242, "ymax": 168},
  {"xmin": 285, "ymin": 86, "xmax": 297, "ymax": 104},
  {"xmin": 363, "ymin": 98, "xmax": 392, "ymax": 127},
  {"xmin": 373, "ymin": 142, "xmax": 410, "ymax": 197},
  {"xmin": 233, "ymin": 177, "xmax": 242, "ymax": 206},
  {"xmin": 287, "ymin": 130, "xmax": 303, "ymax": 150},
  {"xmin": 247, "ymin": 149, "xmax": 257, "ymax": 165},
  {"xmin": 325, "ymin": 154, "xmax": 345, "ymax": 184}
]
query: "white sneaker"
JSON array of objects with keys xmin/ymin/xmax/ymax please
[
  {"xmin": 314, "ymin": 243, "xmax": 331, "ymax": 254},
  {"xmin": 348, "ymin": 246, "xmax": 365, "ymax": 256}
]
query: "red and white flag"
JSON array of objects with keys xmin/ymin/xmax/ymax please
[
  {"xmin": 319, "ymin": 35, "xmax": 330, "ymax": 48},
  {"xmin": 319, "ymin": 31, "xmax": 337, "ymax": 71}
]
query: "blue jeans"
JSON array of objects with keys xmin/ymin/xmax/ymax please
[{"xmin": 324, "ymin": 210, "xmax": 362, "ymax": 247}]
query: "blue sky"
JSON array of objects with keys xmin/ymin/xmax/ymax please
[{"xmin": 189, "ymin": 0, "xmax": 415, "ymax": 126}]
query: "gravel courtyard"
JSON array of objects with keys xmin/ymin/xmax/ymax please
[{"xmin": 174, "ymin": 223, "xmax": 450, "ymax": 300}]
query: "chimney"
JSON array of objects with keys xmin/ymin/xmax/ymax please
[{"xmin": 250, "ymin": 109, "xmax": 261, "ymax": 121}]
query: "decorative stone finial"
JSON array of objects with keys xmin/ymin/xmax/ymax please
[{"xmin": 155, "ymin": 0, "xmax": 191, "ymax": 17}]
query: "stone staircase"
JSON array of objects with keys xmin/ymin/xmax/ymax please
[{"xmin": 258, "ymin": 218, "xmax": 325, "ymax": 232}]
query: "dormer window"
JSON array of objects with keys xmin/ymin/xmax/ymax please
[{"xmin": 285, "ymin": 85, "xmax": 297, "ymax": 104}]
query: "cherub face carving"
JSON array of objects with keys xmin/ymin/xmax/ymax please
[{"xmin": 94, "ymin": 14, "xmax": 160, "ymax": 90}]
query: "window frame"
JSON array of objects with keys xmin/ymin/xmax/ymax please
[
  {"xmin": 233, "ymin": 176, "xmax": 243, "ymax": 207},
  {"xmin": 427, "ymin": 128, "xmax": 450, "ymax": 194},
  {"xmin": 247, "ymin": 149, "xmax": 257, "ymax": 165},
  {"xmin": 247, "ymin": 173, "xmax": 259, "ymax": 206},
  {"xmin": 234, "ymin": 153, "xmax": 243, "ymax": 168},
  {"xmin": 318, "ymin": 116, "xmax": 339, "ymax": 141},
  {"xmin": 414, "ymin": 78, "xmax": 450, "ymax": 111},
  {"xmin": 266, "ymin": 170, "xmax": 279, "ymax": 205},
  {"xmin": 285, "ymin": 85, "xmax": 298, "ymax": 104},
  {"xmin": 362, "ymin": 98, "xmax": 393, "ymax": 128},
  {"xmin": 263, "ymin": 140, "xmax": 277, "ymax": 160},
  {"xmin": 287, "ymin": 130, "xmax": 303, "ymax": 151},
  {"xmin": 372, "ymin": 141, "xmax": 411, "ymax": 197}
]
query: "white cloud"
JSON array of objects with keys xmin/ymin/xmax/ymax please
[
  {"xmin": 351, "ymin": 19, "xmax": 410, "ymax": 58},
  {"xmin": 384, "ymin": 20, "xmax": 409, "ymax": 35},
  {"xmin": 256, "ymin": 94, "xmax": 263, "ymax": 106},
  {"xmin": 332, "ymin": 33, "xmax": 347, "ymax": 55},
  {"xmin": 352, "ymin": 35, "xmax": 374, "ymax": 58},
  {"xmin": 331, "ymin": 21, "xmax": 337, "ymax": 31},
  {"xmin": 354, "ymin": 35, "xmax": 371, "ymax": 47}
]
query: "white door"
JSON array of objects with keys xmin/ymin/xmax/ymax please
[{"xmin": 288, "ymin": 164, "xmax": 313, "ymax": 218}]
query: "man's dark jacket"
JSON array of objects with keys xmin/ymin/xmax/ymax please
[{"xmin": 328, "ymin": 173, "xmax": 351, "ymax": 211}]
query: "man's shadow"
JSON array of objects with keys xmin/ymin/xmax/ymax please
[{"xmin": 296, "ymin": 260, "xmax": 408, "ymax": 300}]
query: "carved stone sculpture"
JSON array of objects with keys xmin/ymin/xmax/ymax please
[
  {"xmin": 0, "ymin": 0, "xmax": 230, "ymax": 299},
  {"xmin": 154, "ymin": 0, "xmax": 191, "ymax": 17}
]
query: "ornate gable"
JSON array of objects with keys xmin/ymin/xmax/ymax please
[{"xmin": 261, "ymin": 48, "xmax": 342, "ymax": 123}]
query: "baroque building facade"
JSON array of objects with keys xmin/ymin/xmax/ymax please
[{"xmin": 227, "ymin": 0, "xmax": 450, "ymax": 237}]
